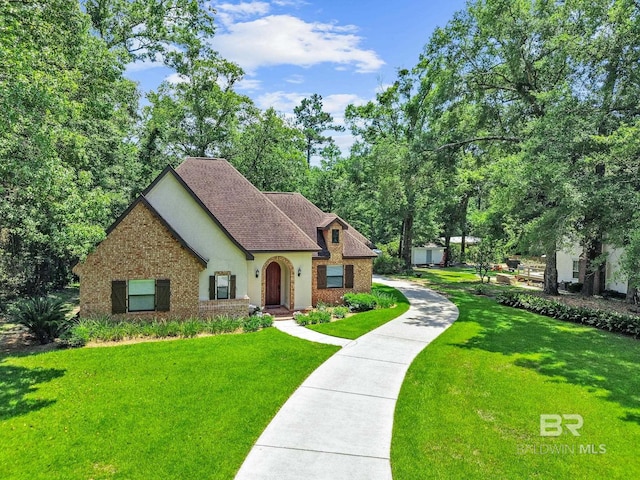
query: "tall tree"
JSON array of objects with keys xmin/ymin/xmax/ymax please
[
  {"xmin": 294, "ymin": 94, "xmax": 344, "ymax": 166},
  {"xmin": 229, "ymin": 108, "xmax": 308, "ymax": 192},
  {"xmin": 84, "ymin": 0, "xmax": 215, "ymax": 64},
  {"xmin": 0, "ymin": 0, "xmax": 138, "ymax": 298},
  {"xmin": 140, "ymin": 46, "xmax": 253, "ymax": 172}
]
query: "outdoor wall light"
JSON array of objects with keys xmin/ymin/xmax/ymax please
[
  {"xmin": 297, "ymin": 267, "xmax": 302, "ymax": 277},
  {"xmin": 255, "ymin": 269, "xmax": 260, "ymax": 278}
]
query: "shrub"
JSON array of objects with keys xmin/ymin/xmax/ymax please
[
  {"xmin": 242, "ymin": 316, "xmax": 261, "ymax": 332},
  {"xmin": 332, "ymin": 306, "xmax": 349, "ymax": 319},
  {"xmin": 372, "ymin": 290, "xmax": 395, "ymax": 308},
  {"xmin": 59, "ymin": 314, "xmax": 268, "ymax": 347},
  {"xmin": 496, "ymin": 292, "xmax": 640, "ymax": 338},
  {"xmin": 294, "ymin": 310, "xmax": 331, "ymax": 325},
  {"xmin": 309, "ymin": 310, "xmax": 331, "ymax": 324},
  {"xmin": 373, "ymin": 252, "xmax": 404, "ymax": 274},
  {"xmin": 59, "ymin": 322, "xmax": 90, "ymax": 348},
  {"xmin": 293, "ymin": 311, "xmax": 309, "ymax": 326},
  {"xmin": 258, "ymin": 313, "xmax": 273, "ymax": 328},
  {"xmin": 10, "ymin": 296, "xmax": 72, "ymax": 344},
  {"xmin": 343, "ymin": 293, "xmax": 378, "ymax": 312},
  {"xmin": 180, "ymin": 319, "xmax": 202, "ymax": 338},
  {"xmin": 473, "ymin": 284, "xmax": 489, "ymax": 296},
  {"xmin": 566, "ymin": 282, "xmax": 583, "ymax": 293}
]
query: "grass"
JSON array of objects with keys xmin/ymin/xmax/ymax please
[
  {"xmin": 0, "ymin": 329, "xmax": 338, "ymax": 479},
  {"xmin": 391, "ymin": 269, "xmax": 640, "ymax": 479},
  {"xmin": 306, "ymin": 283, "xmax": 410, "ymax": 339}
]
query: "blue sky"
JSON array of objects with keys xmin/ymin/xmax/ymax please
[{"xmin": 125, "ymin": 0, "xmax": 467, "ymax": 154}]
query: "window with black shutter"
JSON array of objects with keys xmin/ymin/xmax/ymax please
[
  {"xmin": 111, "ymin": 280, "xmax": 127, "ymax": 314},
  {"xmin": 230, "ymin": 275, "xmax": 236, "ymax": 299},
  {"xmin": 156, "ymin": 279, "xmax": 171, "ymax": 311},
  {"xmin": 317, "ymin": 265, "xmax": 327, "ymax": 289},
  {"xmin": 344, "ymin": 265, "xmax": 354, "ymax": 288},
  {"xmin": 209, "ymin": 275, "xmax": 216, "ymax": 300}
]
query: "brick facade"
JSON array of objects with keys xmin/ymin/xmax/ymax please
[
  {"xmin": 198, "ymin": 298, "xmax": 250, "ymax": 318},
  {"xmin": 311, "ymin": 221, "xmax": 373, "ymax": 305},
  {"xmin": 74, "ymin": 202, "xmax": 203, "ymax": 319}
]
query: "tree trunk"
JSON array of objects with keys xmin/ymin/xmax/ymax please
[
  {"xmin": 400, "ymin": 214, "xmax": 414, "ymax": 269},
  {"xmin": 459, "ymin": 195, "xmax": 470, "ymax": 264},
  {"xmin": 581, "ymin": 239, "xmax": 604, "ymax": 297},
  {"xmin": 626, "ymin": 279, "xmax": 638, "ymax": 304},
  {"xmin": 443, "ymin": 234, "xmax": 451, "ymax": 267},
  {"xmin": 543, "ymin": 249, "xmax": 559, "ymax": 295}
]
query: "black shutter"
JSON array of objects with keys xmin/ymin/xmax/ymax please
[
  {"xmin": 344, "ymin": 265, "xmax": 354, "ymax": 288},
  {"xmin": 230, "ymin": 275, "xmax": 236, "ymax": 299},
  {"xmin": 317, "ymin": 265, "xmax": 327, "ymax": 289},
  {"xmin": 209, "ymin": 275, "xmax": 216, "ymax": 300},
  {"xmin": 111, "ymin": 280, "xmax": 127, "ymax": 314},
  {"xmin": 156, "ymin": 279, "xmax": 171, "ymax": 311}
]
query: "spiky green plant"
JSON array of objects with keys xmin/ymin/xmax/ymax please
[{"xmin": 11, "ymin": 297, "xmax": 71, "ymax": 344}]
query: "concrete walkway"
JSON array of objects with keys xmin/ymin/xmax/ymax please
[
  {"xmin": 273, "ymin": 319, "xmax": 352, "ymax": 347},
  {"xmin": 235, "ymin": 276, "xmax": 459, "ymax": 480}
]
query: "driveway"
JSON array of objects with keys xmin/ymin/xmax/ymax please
[{"xmin": 235, "ymin": 276, "xmax": 459, "ymax": 480}]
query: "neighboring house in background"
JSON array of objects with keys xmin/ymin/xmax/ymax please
[
  {"xmin": 73, "ymin": 158, "xmax": 376, "ymax": 319},
  {"xmin": 556, "ymin": 243, "xmax": 627, "ymax": 294},
  {"xmin": 411, "ymin": 243, "xmax": 445, "ymax": 266}
]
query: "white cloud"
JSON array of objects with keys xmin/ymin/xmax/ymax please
[
  {"xmin": 285, "ymin": 74, "xmax": 305, "ymax": 84},
  {"xmin": 212, "ymin": 14, "xmax": 384, "ymax": 73},
  {"xmin": 165, "ymin": 72, "xmax": 189, "ymax": 84},
  {"xmin": 124, "ymin": 59, "xmax": 164, "ymax": 74},
  {"xmin": 215, "ymin": 1, "xmax": 271, "ymax": 26},
  {"xmin": 236, "ymin": 78, "xmax": 263, "ymax": 91},
  {"xmin": 255, "ymin": 91, "xmax": 305, "ymax": 112}
]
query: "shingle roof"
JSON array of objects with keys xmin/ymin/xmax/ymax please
[
  {"xmin": 264, "ymin": 192, "xmax": 376, "ymax": 258},
  {"xmin": 174, "ymin": 158, "xmax": 320, "ymax": 252}
]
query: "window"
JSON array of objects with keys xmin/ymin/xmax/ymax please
[
  {"xmin": 332, "ymin": 229, "xmax": 340, "ymax": 244},
  {"xmin": 112, "ymin": 279, "xmax": 170, "ymax": 314},
  {"xmin": 217, "ymin": 274, "xmax": 229, "ymax": 300},
  {"xmin": 326, "ymin": 265, "xmax": 344, "ymax": 288},
  {"xmin": 317, "ymin": 265, "xmax": 354, "ymax": 290},
  {"xmin": 128, "ymin": 279, "xmax": 156, "ymax": 312},
  {"xmin": 209, "ymin": 273, "xmax": 237, "ymax": 300},
  {"xmin": 572, "ymin": 260, "xmax": 580, "ymax": 279}
]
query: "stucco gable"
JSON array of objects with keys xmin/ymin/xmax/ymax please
[{"xmin": 74, "ymin": 197, "xmax": 207, "ymax": 277}]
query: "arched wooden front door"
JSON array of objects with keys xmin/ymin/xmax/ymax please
[{"xmin": 265, "ymin": 262, "xmax": 281, "ymax": 306}]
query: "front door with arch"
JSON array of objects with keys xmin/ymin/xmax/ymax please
[{"xmin": 265, "ymin": 262, "xmax": 281, "ymax": 306}]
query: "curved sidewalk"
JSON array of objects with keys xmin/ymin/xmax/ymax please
[{"xmin": 235, "ymin": 276, "xmax": 459, "ymax": 480}]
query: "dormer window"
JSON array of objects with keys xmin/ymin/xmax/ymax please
[{"xmin": 332, "ymin": 229, "xmax": 340, "ymax": 243}]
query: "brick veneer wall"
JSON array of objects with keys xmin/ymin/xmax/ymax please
[
  {"xmin": 74, "ymin": 202, "xmax": 203, "ymax": 319},
  {"xmin": 199, "ymin": 298, "xmax": 250, "ymax": 318},
  {"xmin": 311, "ymin": 221, "xmax": 373, "ymax": 304},
  {"xmin": 312, "ymin": 257, "xmax": 373, "ymax": 305}
]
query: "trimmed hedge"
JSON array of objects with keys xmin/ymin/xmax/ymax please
[
  {"xmin": 60, "ymin": 314, "xmax": 274, "ymax": 347},
  {"xmin": 497, "ymin": 292, "xmax": 640, "ymax": 338}
]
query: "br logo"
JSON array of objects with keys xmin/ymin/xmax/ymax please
[{"xmin": 540, "ymin": 414, "xmax": 583, "ymax": 436}]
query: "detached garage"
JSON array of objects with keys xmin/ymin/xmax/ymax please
[{"xmin": 411, "ymin": 243, "xmax": 445, "ymax": 266}]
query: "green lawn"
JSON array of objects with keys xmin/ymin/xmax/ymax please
[
  {"xmin": 392, "ymin": 271, "xmax": 640, "ymax": 479},
  {"xmin": 0, "ymin": 329, "xmax": 338, "ymax": 479},
  {"xmin": 307, "ymin": 284, "xmax": 410, "ymax": 339}
]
